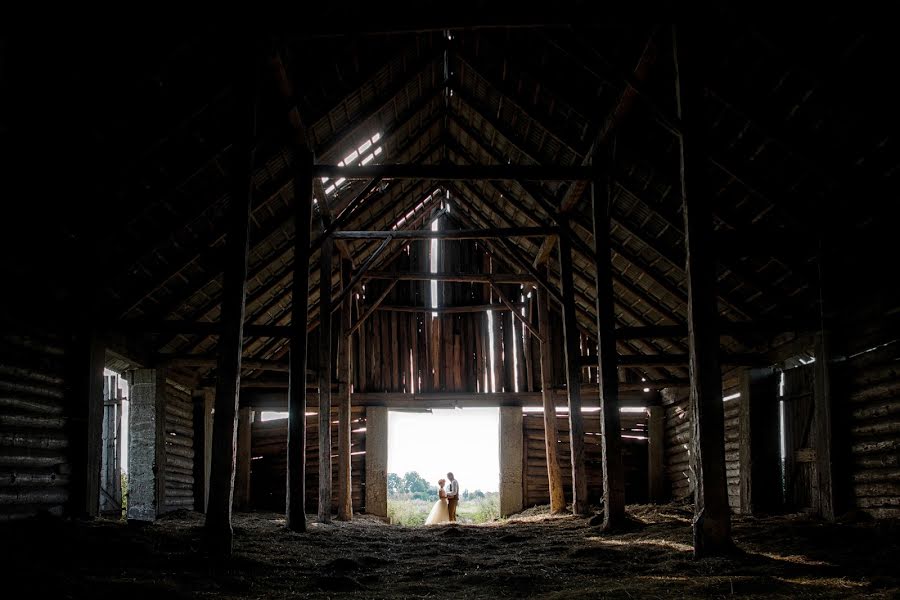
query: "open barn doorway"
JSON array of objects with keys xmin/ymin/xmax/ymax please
[
  {"xmin": 387, "ymin": 408, "xmax": 499, "ymax": 524},
  {"xmin": 99, "ymin": 368, "xmax": 128, "ymax": 518}
]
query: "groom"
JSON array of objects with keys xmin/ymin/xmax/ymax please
[{"xmin": 446, "ymin": 472, "xmax": 459, "ymax": 522}]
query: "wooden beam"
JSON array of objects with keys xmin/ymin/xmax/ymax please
[
  {"xmin": 287, "ymin": 151, "xmax": 313, "ymax": 532},
  {"xmin": 160, "ymin": 356, "xmax": 290, "ymax": 372},
  {"xmin": 591, "ymin": 174, "xmax": 626, "ymax": 530},
  {"xmin": 647, "ymin": 406, "xmax": 665, "ymax": 503},
  {"xmin": 206, "ymin": 54, "xmax": 256, "ymax": 555},
  {"xmin": 490, "ymin": 283, "xmax": 544, "ymax": 343},
  {"xmin": 110, "ymin": 320, "xmax": 292, "ymax": 338},
  {"xmin": 233, "ymin": 408, "xmax": 251, "ymax": 510},
  {"xmin": 558, "ymin": 222, "xmax": 589, "ymax": 515},
  {"xmin": 814, "ymin": 331, "xmax": 837, "ymax": 521},
  {"xmin": 346, "ymin": 280, "xmax": 399, "ymax": 337},
  {"xmin": 318, "ymin": 237, "xmax": 334, "ymax": 523},
  {"xmin": 336, "ymin": 259, "xmax": 353, "ymax": 521},
  {"xmin": 332, "ymin": 236, "xmax": 394, "ymax": 308},
  {"xmin": 363, "ymin": 271, "xmax": 533, "ymax": 284},
  {"xmin": 70, "ymin": 331, "xmax": 105, "ymax": 518},
  {"xmin": 331, "ymin": 226, "xmax": 556, "ymax": 240},
  {"xmin": 376, "ymin": 303, "xmax": 518, "ymax": 314},
  {"xmin": 578, "ymin": 353, "xmax": 768, "ymax": 368},
  {"xmin": 738, "ymin": 367, "xmax": 780, "ymax": 515},
  {"xmin": 312, "ymin": 163, "xmax": 595, "ymax": 180},
  {"xmin": 537, "ymin": 286, "xmax": 566, "ymax": 513},
  {"xmin": 674, "ymin": 24, "xmax": 732, "ymax": 557},
  {"xmin": 192, "ymin": 390, "xmax": 211, "ymax": 513}
]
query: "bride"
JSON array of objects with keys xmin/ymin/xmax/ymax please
[{"xmin": 424, "ymin": 478, "xmax": 450, "ymax": 525}]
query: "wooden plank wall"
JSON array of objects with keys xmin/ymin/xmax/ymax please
[
  {"xmin": 783, "ymin": 364, "xmax": 816, "ymax": 512},
  {"xmin": 662, "ymin": 382, "xmax": 742, "ymax": 512},
  {"xmin": 842, "ymin": 343, "xmax": 900, "ymax": 519},
  {"xmin": 250, "ymin": 406, "xmax": 366, "ymax": 512},
  {"xmin": 522, "ymin": 410, "xmax": 649, "ymax": 507},
  {"xmin": 162, "ymin": 381, "xmax": 195, "ymax": 513},
  {"xmin": 0, "ymin": 334, "xmax": 70, "ymax": 521},
  {"xmin": 359, "ymin": 240, "xmax": 538, "ymax": 394}
]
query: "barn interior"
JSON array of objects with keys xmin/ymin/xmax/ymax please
[{"xmin": 1, "ymin": 12, "xmax": 899, "ymax": 599}]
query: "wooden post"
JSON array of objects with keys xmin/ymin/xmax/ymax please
[
  {"xmin": 648, "ymin": 406, "xmax": 665, "ymax": 503},
  {"xmin": 673, "ymin": 24, "xmax": 732, "ymax": 556},
  {"xmin": 205, "ymin": 49, "xmax": 256, "ymax": 554},
  {"xmin": 591, "ymin": 174, "xmax": 626, "ymax": 530},
  {"xmin": 127, "ymin": 368, "xmax": 166, "ymax": 522},
  {"xmin": 287, "ymin": 150, "xmax": 313, "ymax": 532},
  {"xmin": 192, "ymin": 390, "xmax": 211, "ymax": 513},
  {"xmin": 233, "ymin": 407, "xmax": 252, "ymax": 510},
  {"xmin": 557, "ymin": 224, "xmax": 589, "ymax": 515},
  {"xmin": 337, "ymin": 258, "xmax": 353, "ymax": 520},
  {"xmin": 814, "ymin": 332, "xmax": 838, "ymax": 521},
  {"xmin": 499, "ymin": 406, "xmax": 524, "ymax": 516},
  {"xmin": 365, "ymin": 406, "xmax": 388, "ymax": 518},
  {"xmin": 739, "ymin": 367, "xmax": 780, "ymax": 515},
  {"xmin": 70, "ymin": 331, "xmax": 105, "ymax": 518},
  {"xmin": 318, "ymin": 237, "xmax": 334, "ymax": 523},
  {"xmin": 537, "ymin": 286, "xmax": 566, "ymax": 513}
]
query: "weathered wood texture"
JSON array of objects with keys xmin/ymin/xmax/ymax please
[
  {"xmin": 0, "ymin": 335, "xmax": 70, "ymax": 522},
  {"xmin": 843, "ymin": 343, "xmax": 900, "ymax": 519},
  {"xmin": 662, "ymin": 381, "xmax": 742, "ymax": 513},
  {"xmin": 356, "ymin": 239, "xmax": 533, "ymax": 394},
  {"xmin": 522, "ymin": 411, "xmax": 649, "ymax": 508},
  {"xmin": 249, "ymin": 408, "xmax": 367, "ymax": 513},
  {"xmin": 163, "ymin": 381, "xmax": 196, "ymax": 513}
]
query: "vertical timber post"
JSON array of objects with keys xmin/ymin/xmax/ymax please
[
  {"xmin": 591, "ymin": 171, "xmax": 626, "ymax": 530},
  {"xmin": 127, "ymin": 368, "xmax": 166, "ymax": 522},
  {"xmin": 814, "ymin": 332, "xmax": 838, "ymax": 521},
  {"xmin": 365, "ymin": 406, "xmax": 388, "ymax": 518},
  {"xmin": 337, "ymin": 258, "xmax": 353, "ymax": 520},
  {"xmin": 318, "ymin": 237, "xmax": 334, "ymax": 522},
  {"xmin": 499, "ymin": 406, "xmax": 524, "ymax": 517},
  {"xmin": 673, "ymin": 24, "xmax": 733, "ymax": 556},
  {"xmin": 739, "ymin": 367, "xmax": 780, "ymax": 514},
  {"xmin": 537, "ymin": 286, "xmax": 566, "ymax": 513},
  {"xmin": 71, "ymin": 331, "xmax": 105, "ymax": 518},
  {"xmin": 558, "ymin": 223, "xmax": 589, "ymax": 515},
  {"xmin": 192, "ymin": 390, "xmax": 210, "ymax": 513},
  {"xmin": 647, "ymin": 406, "xmax": 666, "ymax": 503},
  {"xmin": 205, "ymin": 44, "xmax": 257, "ymax": 554},
  {"xmin": 233, "ymin": 407, "xmax": 252, "ymax": 510},
  {"xmin": 287, "ymin": 150, "xmax": 314, "ymax": 532}
]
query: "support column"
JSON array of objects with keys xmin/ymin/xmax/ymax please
[
  {"xmin": 287, "ymin": 151, "xmax": 314, "ymax": 532},
  {"xmin": 70, "ymin": 332, "xmax": 105, "ymax": 518},
  {"xmin": 814, "ymin": 332, "xmax": 838, "ymax": 521},
  {"xmin": 318, "ymin": 237, "xmax": 334, "ymax": 523},
  {"xmin": 127, "ymin": 368, "xmax": 166, "ymax": 522},
  {"xmin": 365, "ymin": 406, "xmax": 388, "ymax": 518},
  {"xmin": 337, "ymin": 259, "xmax": 353, "ymax": 520},
  {"xmin": 233, "ymin": 407, "xmax": 252, "ymax": 510},
  {"xmin": 591, "ymin": 174, "xmax": 626, "ymax": 530},
  {"xmin": 557, "ymin": 223, "xmax": 589, "ymax": 515},
  {"xmin": 648, "ymin": 406, "xmax": 666, "ymax": 503},
  {"xmin": 192, "ymin": 389, "xmax": 212, "ymax": 513},
  {"xmin": 674, "ymin": 24, "xmax": 732, "ymax": 556},
  {"xmin": 206, "ymin": 49, "xmax": 256, "ymax": 553},
  {"xmin": 537, "ymin": 286, "xmax": 566, "ymax": 513},
  {"xmin": 738, "ymin": 367, "xmax": 780, "ymax": 515},
  {"xmin": 499, "ymin": 406, "xmax": 524, "ymax": 517}
]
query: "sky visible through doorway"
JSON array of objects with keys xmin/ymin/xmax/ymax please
[{"xmin": 388, "ymin": 408, "xmax": 500, "ymax": 493}]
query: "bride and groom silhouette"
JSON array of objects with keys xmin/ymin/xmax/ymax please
[{"xmin": 424, "ymin": 472, "xmax": 459, "ymax": 525}]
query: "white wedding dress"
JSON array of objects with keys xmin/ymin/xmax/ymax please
[{"xmin": 425, "ymin": 495, "xmax": 450, "ymax": 525}]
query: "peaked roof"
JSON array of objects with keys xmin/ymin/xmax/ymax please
[{"xmin": 3, "ymin": 21, "xmax": 897, "ymax": 386}]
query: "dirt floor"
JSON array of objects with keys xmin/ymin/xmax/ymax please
[{"xmin": 1, "ymin": 504, "xmax": 898, "ymax": 599}]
